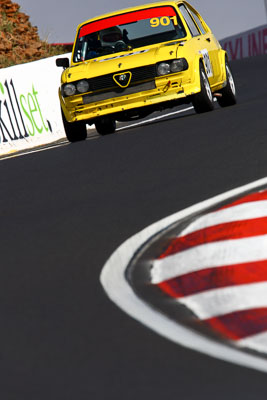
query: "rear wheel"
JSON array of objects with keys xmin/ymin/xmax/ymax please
[
  {"xmin": 95, "ymin": 118, "xmax": 116, "ymax": 136},
  {"xmin": 217, "ymin": 60, "xmax": 237, "ymax": 107},
  {"xmin": 61, "ymin": 109, "xmax": 87, "ymax": 143},
  {"xmin": 192, "ymin": 63, "xmax": 214, "ymax": 114}
]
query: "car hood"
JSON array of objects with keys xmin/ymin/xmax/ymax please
[{"xmin": 63, "ymin": 41, "xmax": 185, "ymax": 82}]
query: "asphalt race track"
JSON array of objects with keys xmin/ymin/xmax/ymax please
[{"xmin": 1, "ymin": 55, "xmax": 267, "ymax": 399}]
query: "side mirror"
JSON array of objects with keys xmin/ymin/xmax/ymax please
[{"xmin": 56, "ymin": 58, "xmax": 70, "ymax": 69}]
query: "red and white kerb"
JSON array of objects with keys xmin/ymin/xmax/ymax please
[{"xmin": 151, "ymin": 190, "xmax": 267, "ymax": 353}]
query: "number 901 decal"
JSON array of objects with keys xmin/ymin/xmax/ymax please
[{"xmin": 150, "ymin": 16, "xmax": 178, "ymax": 28}]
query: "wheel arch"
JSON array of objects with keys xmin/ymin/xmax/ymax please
[
  {"xmin": 58, "ymin": 90, "xmax": 74, "ymax": 123},
  {"xmin": 219, "ymin": 49, "xmax": 228, "ymax": 83},
  {"xmin": 191, "ymin": 54, "xmax": 206, "ymax": 94}
]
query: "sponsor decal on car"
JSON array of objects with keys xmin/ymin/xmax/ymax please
[{"xmin": 199, "ymin": 49, "xmax": 213, "ymax": 77}]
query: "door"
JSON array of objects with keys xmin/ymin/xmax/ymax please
[{"xmin": 178, "ymin": 3, "xmax": 220, "ymax": 86}]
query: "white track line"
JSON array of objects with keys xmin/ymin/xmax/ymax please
[
  {"xmin": 0, "ymin": 142, "xmax": 69, "ymax": 161},
  {"xmin": 116, "ymin": 106, "xmax": 194, "ymax": 131},
  {"xmin": 100, "ymin": 176, "xmax": 267, "ymax": 373},
  {"xmin": 0, "ymin": 107, "xmax": 193, "ymax": 161}
]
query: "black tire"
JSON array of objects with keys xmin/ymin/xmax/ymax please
[
  {"xmin": 95, "ymin": 118, "xmax": 116, "ymax": 136},
  {"xmin": 217, "ymin": 60, "xmax": 237, "ymax": 107},
  {"xmin": 192, "ymin": 63, "xmax": 214, "ymax": 114},
  {"xmin": 61, "ymin": 109, "xmax": 87, "ymax": 142}
]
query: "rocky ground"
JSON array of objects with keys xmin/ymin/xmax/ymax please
[{"xmin": 0, "ymin": 0, "xmax": 69, "ymax": 68}]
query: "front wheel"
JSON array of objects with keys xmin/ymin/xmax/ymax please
[
  {"xmin": 192, "ymin": 63, "xmax": 214, "ymax": 114},
  {"xmin": 95, "ymin": 118, "xmax": 116, "ymax": 136},
  {"xmin": 61, "ymin": 109, "xmax": 87, "ymax": 142},
  {"xmin": 217, "ymin": 61, "xmax": 237, "ymax": 107}
]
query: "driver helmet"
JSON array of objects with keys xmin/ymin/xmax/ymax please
[{"xmin": 99, "ymin": 26, "xmax": 123, "ymax": 47}]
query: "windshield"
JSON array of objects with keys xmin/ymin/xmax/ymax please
[{"xmin": 73, "ymin": 6, "xmax": 186, "ymax": 63}]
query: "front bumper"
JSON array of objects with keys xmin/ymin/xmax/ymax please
[{"xmin": 60, "ymin": 73, "xmax": 200, "ymax": 123}]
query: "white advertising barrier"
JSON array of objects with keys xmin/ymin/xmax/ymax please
[
  {"xmin": 0, "ymin": 53, "xmax": 71, "ymax": 156},
  {"xmin": 220, "ymin": 24, "xmax": 267, "ymax": 61}
]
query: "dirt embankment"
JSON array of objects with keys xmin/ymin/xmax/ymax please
[{"xmin": 0, "ymin": 0, "xmax": 68, "ymax": 68}]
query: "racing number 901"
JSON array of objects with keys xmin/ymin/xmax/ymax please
[{"xmin": 150, "ymin": 16, "xmax": 178, "ymax": 28}]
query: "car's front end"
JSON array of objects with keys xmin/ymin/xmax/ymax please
[{"xmin": 60, "ymin": 44, "xmax": 203, "ymax": 123}]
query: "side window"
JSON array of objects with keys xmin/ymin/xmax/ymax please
[
  {"xmin": 179, "ymin": 4, "xmax": 200, "ymax": 37},
  {"xmin": 188, "ymin": 8, "xmax": 206, "ymax": 34}
]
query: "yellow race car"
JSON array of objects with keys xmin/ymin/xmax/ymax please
[{"xmin": 56, "ymin": 1, "xmax": 236, "ymax": 141}]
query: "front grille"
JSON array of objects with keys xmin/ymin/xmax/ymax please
[
  {"xmin": 88, "ymin": 64, "xmax": 156, "ymax": 92},
  {"xmin": 83, "ymin": 81, "xmax": 156, "ymax": 105}
]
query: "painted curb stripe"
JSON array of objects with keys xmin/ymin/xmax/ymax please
[
  {"xmin": 178, "ymin": 281, "xmax": 267, "ymax": 319},
  {"xmin": 180, "ymin": 200, "xmax": 267, "ymax": 237},
  {"xmin": 204, "ymin": 308, "xmax": 267, "ymax": 341},
  {"xmin": 239, "ymin": 331, "xmax": 267, "ymax": 353},
  {"xmin": 158, "ymin": 216, "xmax": 267, "ymax": 259},
  {"xmin": 157, "ymin": 259, "xmax": 267, "ymax": 298},
  {"xmin": 153, "ymin": 188, "xmax": 267, "ymax": 349},
  {"xmin": 100, "ymin": 176, "xmax": 267, "ymax": 373},
  {"xmin": 152, "ymin": 234, "xmax": 267, "ymax": 284},
  {"xmin": 218, "ymin": 190, "xmax": 267, "ymax": 211}
]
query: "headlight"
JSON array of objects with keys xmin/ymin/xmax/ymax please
[
  {"xmin": 157, "ymin": 59, "xmax": 188, "ymax": 76},
  {"xmin": 76, "ymin": 80, "xmax": 90, "ymax": 93},
  {"xmin": 157, "ymin": 62, "xmax": 171, "ymax": 76},
  {"xmin": 170, "ymin": 59, "xmax": 188, "ymax": 73},
  {"xmin": 63, "ymin": 83, "xmax": 76, "ymax": 97}
]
